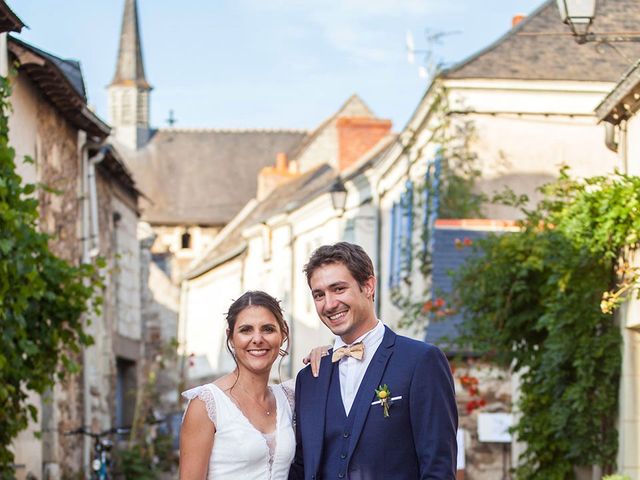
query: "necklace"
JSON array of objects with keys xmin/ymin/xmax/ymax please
[{"xmin": 232, "ymin": 384, "xmax": 273, "ymax": 416}]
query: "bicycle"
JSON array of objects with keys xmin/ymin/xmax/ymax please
[{"xmin": 64, "ymin": 426, "xmax": 131, "ymax": 480}]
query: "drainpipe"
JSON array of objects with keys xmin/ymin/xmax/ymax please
[
  {"xmin": 288, "ymin": 222, "xmax": 296, "ymax": 379},
  {"xmin": 373, "ymin": 191, "xmax": 383, "ymax": 318},
  {"xmin": 620, "ymin": 121, "xmax": 628, "ymax": 175},
  {"xmin": 87, "ymin": 147, "xmax": 108, "ymax": 258},
  {"xmin": 79, "ymin": 137, "xmax": 107, "ymax": 474}
]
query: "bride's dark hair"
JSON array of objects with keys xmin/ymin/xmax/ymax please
[{"xmin": 225, "ymin": 291, "xmax": 290, "ymax": 367}]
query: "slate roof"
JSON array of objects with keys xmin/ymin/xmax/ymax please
[
  {"xmin": 8, "ymin": 37, "xmax": 110, "ymax": 139},
  {"xmin": 185, "ymin": 135, "xmax": 396, "ymax": 279},
  {"xmin": 10, "ymin": 36, "xmax": 87, "ymax": 99},
  {"xmin": 425, "ymin": 227, "xmax": 495, "ymax": 355},
  {"xmin": 443, "ymin": 0, "xmax": 640, "ymax": 82},
  {"xmin": 595, "ymin": 57, "xmax": 640, "ymax": 124},
  {"xmin": 186, "ymin": 163, "xmax": 338, "ymax": 279},
  {"xmin": 128, "ymin": 129, "xmax": 308, "ymax": 225},
  {"xmin": 0, "ymin": 1, "xmax": 24, "ymax": 33}
]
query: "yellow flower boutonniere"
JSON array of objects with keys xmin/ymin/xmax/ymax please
[{"xmin": 375, "ymin": 384, "xmax": 391, "ymax": 418}]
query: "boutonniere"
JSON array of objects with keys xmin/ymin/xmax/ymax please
[{"xmin": 375, "ymin": 384, "xmax": 392, "ymax": 418}]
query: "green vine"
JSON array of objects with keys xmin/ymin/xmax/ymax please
[
  {"xmin": 453, "ymin": 169, "xmax": 639, "ymax": 478},
  {"xmin": 0, "ymin": 75, "xmax": 102, "ymax": 475}
]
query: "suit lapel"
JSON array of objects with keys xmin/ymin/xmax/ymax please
[
  {"xmin": 347, "ymin": 327, "xmax": 396, "ymax": 459},
  {"xmin": 307, "ymin": 352, "xmax": 334, "ymax": 469}
]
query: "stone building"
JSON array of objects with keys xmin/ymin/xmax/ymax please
[{"xmin": 4, "ymin": 10, "xmax": 145, "ymax": 478}]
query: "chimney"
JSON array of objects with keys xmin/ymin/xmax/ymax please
[
  {"xmin": 257, "ymin": 152, "xmax": 299, "ymax": 201},
  {"xmin": 512, "ymin": 14, "xmax": 525, "ymax": 27},
  {"xmin": 336, "ymin": 117, "xmax": 392, "ymax": 171},
  {"xmin": 276, "ymin": 152, "xmax": 288, "ymax": 172}
]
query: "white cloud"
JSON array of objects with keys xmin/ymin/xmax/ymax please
[{"xmin": 238, "ymin": 0, "xmax": 459, "ymax": 63}]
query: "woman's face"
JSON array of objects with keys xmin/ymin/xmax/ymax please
[{"xmin": 229, "ymin": 306, "xmax": 284, "ymax": 375}]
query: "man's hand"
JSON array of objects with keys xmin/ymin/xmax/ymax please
[{"xmin": 302, "ymin": 345, "xmax": 331, "ymax": 377}]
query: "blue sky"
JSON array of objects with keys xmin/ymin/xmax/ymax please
[{"xmin": 9, "ymin": 0, "xmax": 543, "ymax": 131}]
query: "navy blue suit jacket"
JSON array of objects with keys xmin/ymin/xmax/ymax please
[{"xmin": 289, "ymin": 326, "xmax": 458, "ymax": 480}]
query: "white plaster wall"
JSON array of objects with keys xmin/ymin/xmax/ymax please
[
  {"xmin": 8, "ymin": 74, "xmax": 40, "ymax": 186},
  {"xmin": 470, "ymin": 113, "xmax": 621, "ymax": 218},
  {"xmin": 183, "ymin": 259, "xmax": 243, "ymax": 380},
  {"xmin": 617, "ymin": 247, "xmax": 640, "ymax": 479},
  {"xmin": 7, "ymin": 74, "xmax": 49, "ymax": 480},
  {"xmin": 446, "ymin": 79, "xmax": 613, "ymax": 115},
  {"xmin": 627, "ymin": 116, "xmax": 640, "ymax": 176}
]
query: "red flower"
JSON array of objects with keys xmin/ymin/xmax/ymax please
[
  {"xmin": 434, "ymin": 298, "xmax": 446, "ymax": 309},
  {"xmin": 463, "ymin": 237, "xmax": 473, "ymax": 247},
  {"xmin": 422, "ymin": 300, "xmax": 433, "ymax": 313}
]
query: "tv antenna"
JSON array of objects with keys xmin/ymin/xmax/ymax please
[{"xmin": 406, "ymin": 29, "xmax": 461, "ymax": 78}]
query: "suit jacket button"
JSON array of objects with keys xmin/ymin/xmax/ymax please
[
  {"xmin": 338, "ymin": 474, "xmax": 345, "ymax": 479},
  {"xmin": 340, "ymin": 453, "xmax": 347, "ymax": 459},
  {"xmin": 343, "ymin": 432, "xmax": 350, "ymax": 438}
]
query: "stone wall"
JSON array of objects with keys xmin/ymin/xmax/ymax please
[
  {"xmin": 454, "ymin": 360, "xmax": 513, "ymax": 480},
  {"xmin": 35, "ymin": 80, "xmax": 85, "ymax": 479}
]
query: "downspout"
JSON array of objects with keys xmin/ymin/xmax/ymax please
[
  {"xmin": 620, "ymin": 121, "xmax": 628, "ymax": 174},
  {"xmin": 288, "ymin": 222, "xmax": 296, "ymax": 379},
  {"xmin": 373, "ymin": 190, "xmax": 382, "ymax": 318},
  {"xmin": 87, "ymin": 146, "xmax": 108, "ymax": 258},
  {"xmin": 79, "ymin": 137, "xmax": 107, "ymax": 473}
]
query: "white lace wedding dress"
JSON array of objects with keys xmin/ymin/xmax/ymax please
[{"xmin": 182, "ymin": 382, "xmax": 295, "ymax": 480}]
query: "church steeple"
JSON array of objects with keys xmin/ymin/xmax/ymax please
[{"xmin": 108, "ymin": 0, "xmax": 152, "ymax": 150}]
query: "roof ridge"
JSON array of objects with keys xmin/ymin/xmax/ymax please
[{"xmin": 156, "ymin": 127, "xmax": 310, "ymax": 134}]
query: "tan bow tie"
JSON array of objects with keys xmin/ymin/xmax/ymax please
[{"xmin": 331, "ymin": 342, "xmax": 365, "ymax": 362}]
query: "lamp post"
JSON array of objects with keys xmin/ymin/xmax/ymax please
[
  {"xmin": 557, "ymin": 0, "xmax": 640, "ymax": 43},
  {"xmin": 329, "ymin": 178, "xmax": 347, "ymax": 216}
]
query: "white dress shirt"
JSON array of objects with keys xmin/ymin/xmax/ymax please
[{"xmin": 333, "ymin": 320, "xmax": 385, "ymax": 415}]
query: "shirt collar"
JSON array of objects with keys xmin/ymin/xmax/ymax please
[{"xmin": 334, "ymin": 319, "xmax": 384, "ymax": 350}]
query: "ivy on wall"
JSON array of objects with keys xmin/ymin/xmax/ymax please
[
  {"xmin": 390, "ymin": 83, "xmax": 485, "ymax": 327},
  {"xmin": 454, "ymin": 169, "xmax": 639, "ymax": 478},
  {"xmin": 0, "ymin": 75, "xmax": 102, "ymax": 474}
]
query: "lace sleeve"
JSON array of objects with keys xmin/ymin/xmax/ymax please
[
  {"xmin": 280, "ymin": 379, "xmax": 295, "ymax": 413},
  {"xmin": 182, "ymin": 385, "xmax": 217, "ymax": 425}
]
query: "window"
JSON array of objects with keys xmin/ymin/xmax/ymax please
[
  {"xmin": 116, "ymin": 358, "xmax": 137, "ymax": 429},
  {"xmin": 181, "ymin": 230, "xmax": 192, "ymax": 249}
]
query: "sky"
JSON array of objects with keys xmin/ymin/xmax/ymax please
[{"xmin": 8, "ymin": 0, "xmax": 544, "ymax": 131}]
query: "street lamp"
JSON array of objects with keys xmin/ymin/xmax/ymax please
[
  {"xmin": 329, "ymin": 178, "xmax": 347, "ymax": 215},
  {"xmin": 557, "ymin": 0, "xmax": 640, "ymax": 44}
]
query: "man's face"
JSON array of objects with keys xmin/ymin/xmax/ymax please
[{"xmin": 309, "ymin": 262, "xmax": 377, "ymax": 344}]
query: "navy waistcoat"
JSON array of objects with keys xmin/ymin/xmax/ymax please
[{"xmin": 320, "ymin": 363, "xmax": 356, "ymax": 480}]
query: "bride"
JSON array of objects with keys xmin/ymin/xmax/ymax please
[{"xmin": 179, "ymin": 290, "xmax": 325, "ymax": 480}]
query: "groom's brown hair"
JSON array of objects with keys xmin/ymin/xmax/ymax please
[{"xmin": 304, "ymin": 242, "xmax": 375, "ymax": 292}]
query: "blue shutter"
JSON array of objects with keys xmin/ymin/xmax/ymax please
[
  {"xmin": 427, "ymin": 156, "xmax": 442, "ymax": 252},
  {"xmin": 393, "ymin": 201, "xmax": 402, "ymax": 286},
  {"xmin": 422, "ymin": 166, "xmax": 431, "ymax": 257},
  {"xmin": 389, "ymin": 202, "xmax": 398, "ymax": 288},
  {"xmin": 401, "ymin": 180, "xmax": 414, "ymax": 276}
]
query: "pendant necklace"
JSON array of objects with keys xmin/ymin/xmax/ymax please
[{"xmin": 233, "ymin": 384, "xmax": 273, "ymax": 416}]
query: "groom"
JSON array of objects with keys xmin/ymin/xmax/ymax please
[{"xmin": 290, "ymin": 242, "xmax": 457, "ymax": 480}]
